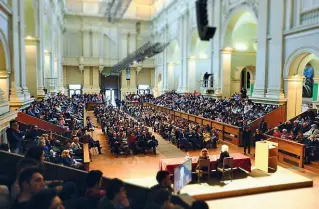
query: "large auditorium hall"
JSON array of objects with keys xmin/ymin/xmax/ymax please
[{"xmin": 0, "ymin": 0, "xmax": 318, "ymax": 209}]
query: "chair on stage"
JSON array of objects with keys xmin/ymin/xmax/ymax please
[
  {"xmin": 217, "ymin": 157, "xmax": 233, "ymax": 181},
  {"xmin": 196, "ymin": 159, "xmax": 210, "ymax": 183}
]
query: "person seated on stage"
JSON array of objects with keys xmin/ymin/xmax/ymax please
[
  {"xmin": 150, "ymin": 171, "xmax": 173, "ymax": 196},
  {"xmin": 217, "ymin": 145, "xmax": 230, "ymax": 169},
  {"xmin": 196, "ymin": 148, "xmax": 210, "ymax": 171}
]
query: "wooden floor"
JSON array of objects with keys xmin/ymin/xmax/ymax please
[{"xmin": 88, "ymin": 111, "xmax": 319, "ymax": 209}]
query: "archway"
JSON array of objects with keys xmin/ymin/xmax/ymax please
[
  {"xmin": 0, "ymin": 30, "xmax": 11, "ymax": 104},
  {"xmin": 222, "ymin": 9, "xmax": 257, "ymax": 97},
  {"xmin": 189, "ymin": 31, "xmax": 210, "ymax": 92},
  {"xmin": 166, "ymin": 40, "xmax": 181, "ymax": 91},
  {"xmin": 284, "ymin": 50, "xmax": 319, "ymax": 119}
]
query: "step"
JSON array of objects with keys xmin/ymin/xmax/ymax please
[
  {"xmin": 304, "ymin": 164, "xmax": 319, "ymax": 174},
  {"xmin": 310, "ymin": 161, "xmax": 319, "ymax": 167}
]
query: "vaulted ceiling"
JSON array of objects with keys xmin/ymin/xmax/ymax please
[{"xmin": 65, "ymin": 0, "xmax": 174, "ymax": 21}]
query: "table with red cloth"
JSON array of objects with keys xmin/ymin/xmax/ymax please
[{"xmin": 159, "ymin": 153, "xmax": 251, "ymax": 174}]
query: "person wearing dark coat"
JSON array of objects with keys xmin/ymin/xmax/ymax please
[
  {"xmin": 6, "ymin": 120, "xmax": 24, "ymax": 154},
  {"xmin": 259, "ymin": 119, "xmax": 268, "ymax": 133},
  {"xmin": 217, "ymin": 145, "xmax": 230, "ymax": 168},
  {"xmin": 242, "ymin": 126, "xmax": 252, "ymax": 155},
  {"xmin": 253, "ymin": 129, "xmax": 264, "ymax": 146}
]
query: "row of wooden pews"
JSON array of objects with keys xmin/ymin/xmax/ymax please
[{"xmin": 143, "ymin": 102, "xmax": 286, "ymax": 147}]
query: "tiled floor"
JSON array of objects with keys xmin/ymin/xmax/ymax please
[{"xmin": 88, "ymin": 111, "xmax": 319, "ymax": 209}]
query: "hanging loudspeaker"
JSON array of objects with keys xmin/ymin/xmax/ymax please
[{"xmin": 196, "ymin": 0, "xmax": 216, "ymax": 41}]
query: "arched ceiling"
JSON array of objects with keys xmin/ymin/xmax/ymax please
[
  {"xmin": 224, "ymin": 11, "xmax": 257, "ymax": 52},
  {"xmin": 65, "ymin": 0, "xmax": 173, "ymax": 21}
]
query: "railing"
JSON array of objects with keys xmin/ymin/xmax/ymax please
[
  {"xmin": 143, "ymin": 103, "xmax": 242, "ymax": 146},
  {"xmin": 249, "ymin": 103, "xmax": 286, "ymax": 134},
  {"xmin": 0, "ymin": 150, "xmax": 192, "ymax": 209},
  {"xmin": 262, "ymin": 109, "xmax": 317, "ymax": 168},
  {"xmin": 16, "ymin": 112, "xmax": 67, "ymax": 134},
  {"xmin": 143, "ymin": 103, "xmax": 286, "ymax": 147}
]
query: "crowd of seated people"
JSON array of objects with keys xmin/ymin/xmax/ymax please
[
  {"xmin": 125, "ymin": 93, "xmax": 154, "ymax": 103},
  {"xmin": 6, "ymin": 120, "xmax": 86, "ymax": 170},
  {"xmin": 124, "ymin": 105, "xmax": 220, "ymax": 152},
  {"xmin": 271, "ymin": 109, "xmax": 319, "ymax": 163},
  {"xmin": 147, "ymin": 91, "xmax": 277, "ymax": 127},
  {"xmin": 94, "ymin": 104, "xmax": 159, "ymax": 156},
  {"xmin": 0, "ymin": 156, "xmax": 208, "ymax": 209}
]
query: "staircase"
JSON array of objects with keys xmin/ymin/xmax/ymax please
[{"xmin": 304, "ymin": 161, "xmax": 319, "ymax": 174}]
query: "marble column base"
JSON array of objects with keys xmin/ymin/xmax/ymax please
[
  {"xmin": 0, "ymin": 110, "xmax": 17, "ymax": 133},
  {"xmin": 265, "ymin": 88, "xmax": 286, "ymax": 104},
  {"xmin": 37, "ymin": 87, "xmax": 46, "ymax": 100}
]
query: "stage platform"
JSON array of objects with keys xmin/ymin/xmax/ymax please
[{"xmin": 125, "ymin": 166, "xmax": 313, "ymax": 201}]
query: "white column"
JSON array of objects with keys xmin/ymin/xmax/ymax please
[
  {"xmin": 180, "ymin": 13, "xmax": 189, "ymax": 93},
  {"xmin": 221, "ymin": 48, "xmax": 232, "ymax": 98},
  {"xmin": 265, "ymin": 0, "xmax": 285, "ymax": 102},
  {"xmin": 92, "ymin": 67, "xmax": 100, "ymax": 93},
  {"xmin": 19, "ymin": 0, "xmax": 30, "ymax": 100},
  {"xmin": 252, "ymin": 0, "xmax": 269, "ymax": 99},
  {"xmin": 212, "ymin": 0, "xmax": 222, "ymax": 97},
  {"xmin": 161, "ymin": 27, "xmax": 168, "ymax": 94},
  {"xmin": 285, "ymin": 76, "xmax": 303, "ymax": 120},
  {"xmin": 188, "ymin": 57, "xmax": 196, "ymax": 92},
  {"xmin": 82, "ymin": 67, "xmax": 91, "ymax": 93},
  {"xmin": 36, "ymin": 0, "xmax": 45, "ymax": 98},
  {"xmin": 83, "ymin": 31, "xmax": 90, "ymax": 57},
  {"xmin": 10, "ymin": 0, "xmax": 26, "ymax": 106}
]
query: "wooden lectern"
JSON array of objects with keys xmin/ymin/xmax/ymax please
[{"xmin": 255, "ymin": 141, "xmax": 278, "ymax": 173}]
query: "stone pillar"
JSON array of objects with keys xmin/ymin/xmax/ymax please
[
  {"xmin": 25, "ymin": 38, "xmax": 38, "ymax": 98},
  {"xmin": 285, "ymin": 76, "xmax": 303, "ymax": 120},
  {"xmin": 221, "ymin": 48, "xmax": 232, "ymax": 98},
  {"xmin": 10, "ymin": 0, "xmax": 31, "ymax": 109},
  {"xmin": 180, "ymin": 13, "xmax": 189, "ymax": 93},
  {"xmin": 91, "ymin": 67, "xmax": 101, "ymax": 93},
  {"xmin": 36, "ymin": 0, "xmax": 45, "ymax": 98},
  {"xmin": 265, "ymin": 0, "xmax": 285, "ymax": 102},
  {"xmin": 160, "ymin": 27, "xmax": 168, "ymax": 94},
  {"xmin": 188, "ymin": 57, "xmax": 196, "ymax": 92},
  {"xmin": 17, "ymin": 0, "xmax": 30, "ymax": 100},
  {"xmin": 83, "ymin": 31, "xmax": 90, "ymax": 57},
  {"xmin": 167, "ymin": 63, "xmax": 175, "ymax": 91},
  {"xmin": 82, "ymin": 67, "xmax": 91, "ymax": 93},
  {"xmin": 212, "ymin": 0, "xmax": 222, "ymax": 98},
  {"xmin": 252, "ymin": 0, "xmax": 269, "ymax": 100}
]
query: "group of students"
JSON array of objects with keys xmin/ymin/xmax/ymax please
[
  {"xmin": 94, "ymin": 104, "xmax": 158, "ymax": 156},
  {"xmin": 136, "ymin": 91, "xmax": 278, "ymax": 127},
  {"xmin": 272, "ymin": 109, "xmax": 319, "ymax": 163},
  {"xmin": 124, "ymin": 105, "xmax": 220, "ymax": 151}
]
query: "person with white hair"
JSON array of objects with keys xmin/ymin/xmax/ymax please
[
  {"xmin": 217, "ymin": 145, "xmax": 230, "ymax": 168},
  {"xmin": 304, "ymin": 124, "xmax": 319, "ymax": 137}
]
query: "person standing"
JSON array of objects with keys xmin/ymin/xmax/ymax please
[
  {"xmin": 6, "ymin": 120, "xmax": 24, "ymax": 154},
  {"xmin": 242, "ymin": 126, "xmax": 251, "ymax": 155},
  {"xmin": 259, "ymin": 119, "xmax": 268, "ymax": 133}
]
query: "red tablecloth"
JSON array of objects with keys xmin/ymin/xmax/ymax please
[{"xmin": 159, "ymin": 153, "xmax": 251, "ymax": 174}]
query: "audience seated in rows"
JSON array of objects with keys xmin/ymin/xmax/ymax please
[
  {"xmin": 94, "ymin": 104, "xmax": 158, "ymax": 156},
  {"xmin": 146, "ymin": 91, "xmax": 277, "ymax": 127},
  {"xmin": 271, "ymin": 109, "xmax": 319, "ymax": 163},
  {"xmin": 124, "ymin": 105, "xmax": 219, "ymax": 151}
]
